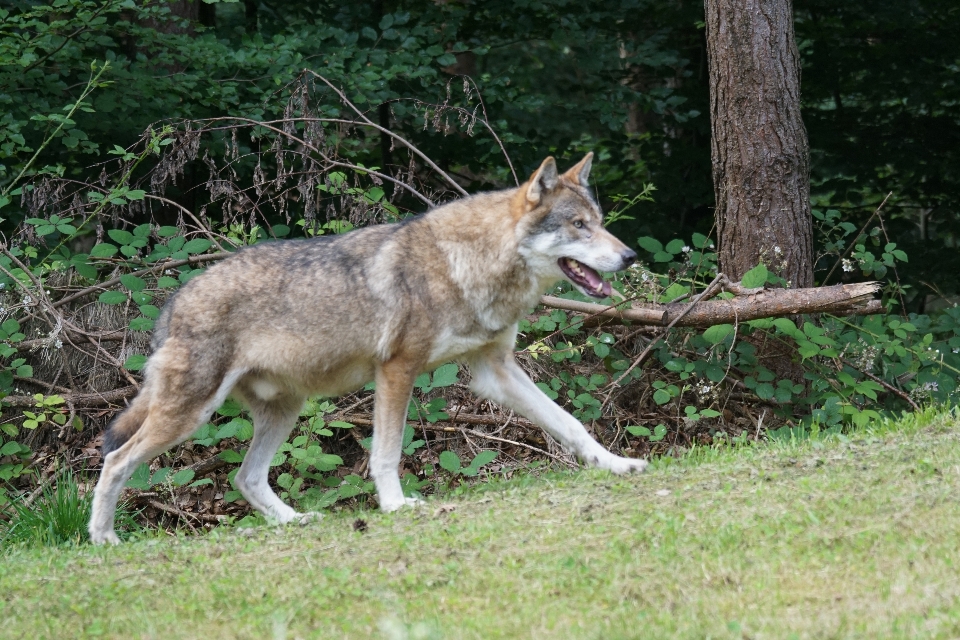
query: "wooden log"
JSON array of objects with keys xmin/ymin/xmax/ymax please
[
  {"xmin": 540, "ymin": 282, "xmax": 880, "ymax": 328},
  {"xmin": 1, "ymin": 385, "xmax": 136, "ymax": 408}
]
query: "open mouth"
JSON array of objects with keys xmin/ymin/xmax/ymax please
[{"xmin": 558, "ymin": 257, "xmax": 612, "ymax": 299}]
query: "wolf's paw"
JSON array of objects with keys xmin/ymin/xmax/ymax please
[
  {"xmin": 596, "ymin": 455, "xmax": 648, "ymax": 475},
  {"xmin": 89, "ymin": 529, "xmax": 121, "ymax": 546},
  {"xmin": 294, "ymin": 511, "xmax": 323, "ymax": 526},
  {"xmin": 379, "ymin": 496, "xmax": 426, "ymax": 513}
]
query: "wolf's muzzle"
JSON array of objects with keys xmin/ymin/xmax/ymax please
[{"xmin": 620, "ymin": 249, "xmax": 638, "ymax": 269}]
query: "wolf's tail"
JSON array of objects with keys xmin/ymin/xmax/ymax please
[{"xmin": 101, "ymin": 390, "xmax": 151, "ymax": 457}]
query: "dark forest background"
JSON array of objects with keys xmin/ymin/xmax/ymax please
[{"xmin": 2, "ymin": 0, "xmax": 958, "ymax": 308}]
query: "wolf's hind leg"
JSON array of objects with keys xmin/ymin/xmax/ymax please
[
  {"xmin": 469, "ymin": 349, "xmax": 647, "ymax": 474},
  {"xmin": 89, "ymin": 398, "xmax": 212, "ymax": 545},
  {"xmin": 371, "ymin": 357, "xmax": 423, "ymax": 512},
  {"xmin": 234, "ymin": 395, "xmax": 307, "ymax": 524}
]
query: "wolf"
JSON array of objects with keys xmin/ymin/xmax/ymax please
[{"xmin": 88, "ymin": 153, "xmax": 648, "ymax": 544}]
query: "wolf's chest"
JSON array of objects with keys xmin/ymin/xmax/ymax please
[{"xmin": 426, "ymin": 327, "xmax": 503, "ymax": 367}]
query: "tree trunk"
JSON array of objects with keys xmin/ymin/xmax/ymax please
[{"xmin": 704, "ymin": 0, "xmax": 813, "ymax": 289}]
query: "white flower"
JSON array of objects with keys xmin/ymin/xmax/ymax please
[
  {"xmin": 681, "ymin": 246, "xmax": 691, "ymax": 253},
  {"xmin": 842, "ymin": 259, "xmax": 855, "ymax": 272},
  {"xmin": 774, "ymin": 246, "xmax": 782, "ymax": 255}
]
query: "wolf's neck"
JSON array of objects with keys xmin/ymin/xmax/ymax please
[{"xmin": 425, "ymin": 188, "xmax": 550, "ymax": 331}]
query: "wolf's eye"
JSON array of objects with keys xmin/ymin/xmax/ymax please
[{"xmin": 573, "ymin": 220, "xmax": 584, "ymax": 229}]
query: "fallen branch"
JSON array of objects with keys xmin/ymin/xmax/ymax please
[
  {"xmin": 541, "ymin": 280, "xmax": 881, "ymax": 327},
  {"xmin": 339, "ymin": 413, "xmax": 573, "ymax": 465},
  {"xmin": 1, "ymin": 385, "xmax": 136, "ymax": 408}
]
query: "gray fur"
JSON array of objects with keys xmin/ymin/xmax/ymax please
[{"xmin": 88, "ymin": 154, "xmax": 647, "ymax": 545}]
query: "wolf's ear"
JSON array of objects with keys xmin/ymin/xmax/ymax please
[
  {"xmin": 561, "ymin": 152, "xmax": 594, "ymax": 187},
  {"xmin": 525, "ymin": 156, "xmax": 559, "ymax": 205}
]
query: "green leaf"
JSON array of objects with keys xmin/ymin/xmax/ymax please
[
  {"xmin": 219, "ymin": 450, "xmax": 244, "ymax": 463},
  {"xmin": 217, "ymin": 399, "xmax": 243, "ymax": 417},
  {"xmin": 328, "ymin": 421, "xmax": 355, "ymax": 429},
  {"xmin": 89, "ymin": 243, "xmax": 118, "ymax": 258},
  {"xmin": 773, "ymin": 318, "xmax": 802, "ymax": 338},
  {"xmin": 653, "ymin": 251, "xmax": 674, "ymax": 263},
  {"xmin": 439, "ymin": 450, "xmax": 461, "ymax": 473},
  {"xmin": 703, "ymin": 324, "xmax": 734, "ymax": 345},
  {"xmin": 636, "ymin": 237, "xmax": 663, "ymax": 253},
  {"xmin": 740, "ymin": 264, "xmax": 768, "ymax": 288},
  {"xmin": 431, "ymin": 363, "xmax": 459, "ymax": 388},
  {"xmin": 2, "ymin": 319, "xmax": 21, "ymax": 335},
  {"xmin": 108, "ymin": 229, "xmax": 134, "ymax": 245},
  {"xmin": 653, "ymin": 389, "xmax": 672, "ymax": 405},
  {"xmin": 626, "ymin": 425, "xmax": 651, "ymax": 437},
  {"xmin": 183, "ymin": 239, "xmax": 212, "ymax": 254},
  {"xmin": 98, "ymin": 290, "xmax": 127, "ymax": 304},
  {"xmin": 170, "ymin": 469, "xmax": 195, "ymax": 486},
  {"xmin": 123, "ymin": 354, "xmax": 147, "ymax": 371},
  {"xmin": 316, "ymin": 453, "xmax": 344, "ymax": 468},
  {"xmin": 755, "ymin": 383, "xmax": 775, "ymax": 400},
  {"xmin": 15, "ymin": 364, "xmax": 32, "ymax": 378},
  {"xmin": 129, "ymin": 317, "xmax": 154, "ymax": 331},
  {"xmin": 157, "ymin": 226, "xmax": 180, "ymax": 238},
  {"xmin": 138, "ymin": 304, "xmax": 160, "ymax": 319},
  {"xmin": 156, "ymin": 276, "xmax": 179, "ymax": 288},
  {"xmin": 797, "ymin": 342, "xmax": 820, "ymax": 360},
  {"xmin": 337, "ymin": 484, "xmax": 363, "ymax": 499},
  {"xmin": 470, "ymin": 450, "xmax": 497, "ymax": 469},
  {"xmin": 119, "ymin": 274, "xmax": 146, "ymax": 291},
  {"xmin": 665, "ymin": 239, "xmax": 686, "ymax": 254},
  {"xmin": 706, "ymin": 364, "xmax": 726, "ymax": 383},
  {"xmin": 662, "ymin": 283, "xmax": 688, "ymax": 301},
  {"xmin": 126, "ymin": 463, "xmax": 151, "ymax": 489}
]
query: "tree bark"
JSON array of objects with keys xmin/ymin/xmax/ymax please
[{"xmin": 704, "ymin": 0, "xmax": 813, "ymax": 288}]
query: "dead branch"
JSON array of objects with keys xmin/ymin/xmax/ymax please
[
  {"xmin": 542, "ymin": 280, "xmax": 881, "ymax": 328},
  {"xmin": 1, "ymin": 385, "xmax": 136, "ymax": 408}
]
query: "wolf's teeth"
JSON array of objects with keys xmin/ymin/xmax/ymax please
[{"xmin": 595, "ymin": 282, "xmax": 604, "ymax": 294}]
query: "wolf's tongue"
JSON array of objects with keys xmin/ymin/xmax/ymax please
[{"xmin": 559, "ymin": 258, "xmax": 612, "ymax": 298}]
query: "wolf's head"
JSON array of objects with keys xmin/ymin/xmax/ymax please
[{"xmin": 517, "ymin": 153, "xmax": 637, "ymax": 299}]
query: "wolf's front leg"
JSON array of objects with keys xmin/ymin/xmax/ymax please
[
  {"xmin": 371, "ymin": 357, "xmax": 426, "ymax": 512},
  {"xmin": 469, "ymin": 350, "xmax": 647, "ymax": 474}
]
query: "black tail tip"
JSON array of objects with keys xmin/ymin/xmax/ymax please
[{"xmin": 101, "ymin": 423, "xmax": 131, "ymax": 459}]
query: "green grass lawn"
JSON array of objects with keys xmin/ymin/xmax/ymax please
[{"xmin": 3, "ymin": 409, "xmax": 960, "ymax": 639}]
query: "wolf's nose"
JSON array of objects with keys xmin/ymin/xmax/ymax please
[{"xmin": 621, "ymin": 249, "xmax": 638, "ymax": 267}]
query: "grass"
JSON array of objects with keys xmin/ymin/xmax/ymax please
[
  {"xmin": 2, "ymin": 407, "xmax": 960, "ymax": 639},
  {"xmin": 1, "ymin": 468, "xmax": 92, "ymax": 547}
]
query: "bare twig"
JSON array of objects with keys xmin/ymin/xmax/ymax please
[{"xmin": 840, "ymin": 357, "xmax": 920, "ymax": 412}]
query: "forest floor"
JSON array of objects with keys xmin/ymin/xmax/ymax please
[{"xmin": 2, "ymin": 408, "xmax": 960, "ymax": 639}]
